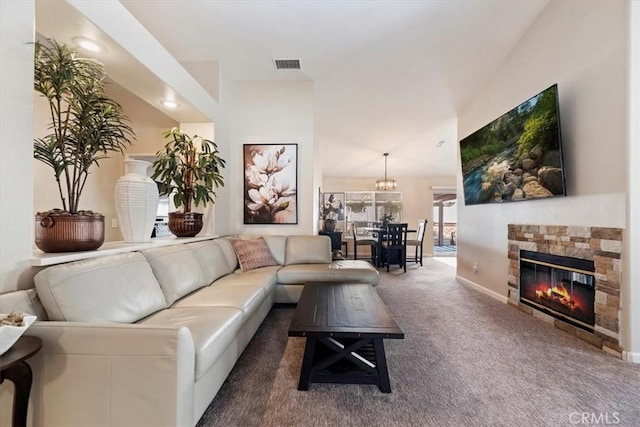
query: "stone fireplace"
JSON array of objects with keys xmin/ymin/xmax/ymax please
[{"xmin": 508, "ymin": 224, "xmax": 622, "ymax": 357}]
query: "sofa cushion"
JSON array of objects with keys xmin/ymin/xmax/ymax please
[
  {"xmin": 189, "ymin": 240, "xmax": 234, "ymax": 283},
  {"xmin": 262, "ymin": 236, "xmax": 287, "ymax": 265},
  {"xmin": 285, "ymin": 235, "xmax": 332, "ymax": 265},
  {"xmin": 215, "ymin": 266, "xmax": 280, "ymax": 294},
  {"xmin": 216, "ymin": 238, "xmax": 239, "ymax": 271},
  {"xmin": 139, "ymin": 307, "xmax": 243, "ymax": 381},
  {"xmin": 34, "ymin": 252, "xmax": 167, "ymax": 322},
  {"xmin": 142, "ymin": 245, "xmax": 207, "ymax": 305},
  {"xmin": 277, "ymin": 260, "xmax": 379, "ymax": 286},
  {"xmin": 277, "ymin": 264, "xmax": 333, "ymax": 284},
  {"xmin": 231, "ymin": 238, "xmax": 279, "ymax": 272},
  {"xmin": 172, "ymin": 284, "xmax": 266, "ymax": 322},
  {"xmin": 328, "ymin": 260, "xmax": 380, "ymax": 286}
]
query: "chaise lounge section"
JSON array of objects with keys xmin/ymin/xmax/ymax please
[{"xmin": 0, "ymin": 235, "xmax": 377, "ymax": 427}]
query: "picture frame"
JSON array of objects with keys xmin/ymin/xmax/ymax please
[
  {"xmin": 322, "ymin": 192, "xmax": 345, "ymax": 221},
  {"xmin": 243, "ymin": 143, "xmax": 298, "ymax": 224}
]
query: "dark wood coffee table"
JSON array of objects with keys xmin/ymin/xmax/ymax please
[{"xmin": 288, "ymin": 282, "xmax": 404, "ymax": 393}]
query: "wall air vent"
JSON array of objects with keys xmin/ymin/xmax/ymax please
[{"xmin": 274, "ymin": 59, "xmax": 301, "ymax": 70}]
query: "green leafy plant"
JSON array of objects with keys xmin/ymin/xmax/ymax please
[
  {"xmin": 151, "ymin": 127, "xmax": 226, "ymax": 213},
  {"xmin": 517, "ymin": 110, "xmax": 557, "ymax": 156},
  {"xmin": 33, "ymin": 39, "xmax": 134, "ymax": 213}
]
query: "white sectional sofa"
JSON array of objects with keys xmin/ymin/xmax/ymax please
[{"xmin": 0, "ymin": 235, "xmax": 378, "ymax": 427}]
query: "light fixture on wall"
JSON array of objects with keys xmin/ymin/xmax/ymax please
[{"xmin": 375, "ymin": 152, "xmax": 397, "ymax": 191}]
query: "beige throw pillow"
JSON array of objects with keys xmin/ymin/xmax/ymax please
[{"xmin": 231, "ymin": 237, "xmax": 279, "ymax": 272}]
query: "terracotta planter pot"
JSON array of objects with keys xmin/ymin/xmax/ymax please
[
  {"xmin": 35, "ymin": 212, "xmax": 105, "ymax": 253},
  {"xmin": 168, "ymin": 212, "xmax": 203, "ymax": 237}
]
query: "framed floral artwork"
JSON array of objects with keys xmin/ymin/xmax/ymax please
[{"xmin": 243, "ymin": 144, "xmax": 298, "ymax": 224}]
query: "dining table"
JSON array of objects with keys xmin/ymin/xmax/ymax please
[{"xmin": 362, "ymin": 226, "xmax": 416, "ymax": 268}]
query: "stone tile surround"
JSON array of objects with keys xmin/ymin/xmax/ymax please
[{"xmin": 507, "ymin": 224, "xmax": 623, "ymax": 358}]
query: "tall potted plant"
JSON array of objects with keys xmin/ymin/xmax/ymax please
[
  {"xmin": 33, "ymin": 39, "xmax": 134, "ymax": 252},
  {"xmin": 151, "ymin": 127, "xmax": 225, "ymax": 237}
]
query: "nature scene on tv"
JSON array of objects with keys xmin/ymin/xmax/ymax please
[{"xmin": 460, "ymin": 85, "xmax": 565, "ymax": 205}]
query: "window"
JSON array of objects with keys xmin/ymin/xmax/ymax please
[{"xmin": 345, "ymin": 191, "xmax": 402, "ymax": 232}]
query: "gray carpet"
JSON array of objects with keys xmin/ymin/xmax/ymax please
[{"xmin": 197, "ymin": 259, "xmax": 640, "ymax": 426}]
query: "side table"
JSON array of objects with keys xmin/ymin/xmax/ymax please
[{"xmin": 0, "ymin": 335, "xmax": 42, "ymax": 427}]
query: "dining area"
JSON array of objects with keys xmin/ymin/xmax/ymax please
[
  {"xmin": 346, "ymin": 220, "xmax": 427, "ymax": 272},
  {"xmin": 319, "ymin": 190, "xmax": 430, "ymax": 272}
]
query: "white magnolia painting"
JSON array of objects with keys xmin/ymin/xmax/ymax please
[{"xmin": 243, "ymin": 144, "xmax": 298, "ymax": 224}]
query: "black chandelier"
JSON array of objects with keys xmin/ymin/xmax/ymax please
[{"xmin": 375, "ymin": 153, "xmax": 397, "ymax": 191}]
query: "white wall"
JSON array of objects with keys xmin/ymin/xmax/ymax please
[
  {"xmin": 230, "ymin": 80, "xmax": 316, "ymax": 235},
  {"xmin": 1, "ymin": 0, "xmax": 35, "ymax": 294},
  {"xmin": 213, "ymin": 112, "xmax": 232, "ymax": 235},
  {"xmin": 625, "ymin": 0, "xmax": 640, "ymax": 362},
  {"xmin": 457, "ymin": 0, "xmax": 632, "ymax": 348}
]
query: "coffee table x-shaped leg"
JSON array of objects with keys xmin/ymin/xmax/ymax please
[{"xmin": 297, "ymin": 335, "xmax": 392, "ymax": 393}]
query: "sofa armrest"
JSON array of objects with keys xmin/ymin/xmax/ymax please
[
  {"xmin": 24, "ymin": 321, "xmax": 196, "ymax": 427},
  {"xmin": 30, "ymin": 320, "xmax": 192, "ymax": 356}
]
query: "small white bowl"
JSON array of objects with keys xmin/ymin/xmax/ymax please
[{"xmin": 0, "ymin": 314, "xmax": 37, "ymax": 355}]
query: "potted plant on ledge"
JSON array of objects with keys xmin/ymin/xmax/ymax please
[
  {"xmin": 151, "ymin": 127, "xmax": 226, "ymax": 237},
  {"xmin": 33, "ymin": 39, "xmax": 134, "ymax": 253}
]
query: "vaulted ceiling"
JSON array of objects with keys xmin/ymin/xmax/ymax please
[{"xmin": 36, "ymin": 0, "xmax": 550, "ymax": 179}]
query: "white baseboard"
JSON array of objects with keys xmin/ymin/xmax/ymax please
[
  {"xmin": 623, "ymin": 351, "xmax": 640, "ymax": 364},
  {"xmin": 456, "ymin": 275, "xmax": 508, "ymax": 304}
]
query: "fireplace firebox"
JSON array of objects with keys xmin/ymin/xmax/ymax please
[{"xmin": 519, "ymin": 250, "xmax": 595, "ymax": 331}]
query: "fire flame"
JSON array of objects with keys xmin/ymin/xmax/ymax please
[
  {"xmin": 526, "ymin": 277, "xmax": 595, "ymax": 324},
  {"xmin": 534, "ymin": 283, "xmax": 575, "ymax": 309}
]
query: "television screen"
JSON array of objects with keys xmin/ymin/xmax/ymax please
[{"xmin": 459, "ymin": 84, "xmax": 566, "ymax": 205}]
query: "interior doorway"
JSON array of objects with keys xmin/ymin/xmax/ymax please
[{"xmin": 433, "ymin": 192, "xmax": 457, "ymax": 257}]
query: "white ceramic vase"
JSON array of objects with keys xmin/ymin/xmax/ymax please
[{"xmin": 115, "ymin": 160, "xmax": 159, "ymax": 243}]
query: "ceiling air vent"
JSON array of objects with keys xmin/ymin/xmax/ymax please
[{"xmin": 274, "ymin": 59, "xmax": 301, "ymax": 71}]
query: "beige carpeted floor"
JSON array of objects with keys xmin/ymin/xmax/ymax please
[{"xmin": 197, "ymin": 259, "xmax": 640, "ymax": 427}]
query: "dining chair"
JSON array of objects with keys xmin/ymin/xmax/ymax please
[
  {"xmin": 407, "ymin": 219, "xmax": 427, "ymax": 266},
  {"xmin": 352, "ymin": 224, "xmax": 378, "ymax": 263},
  {"xmin": 381, "ymin": 223, "xmax": 408, "ymax": 272}
]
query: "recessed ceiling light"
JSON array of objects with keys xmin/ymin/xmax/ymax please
[
  {"xmin": 436, "ymin": 140, "xmax": 446, "ymax": 148},
  {"xmin": 73, "ymin": 37, "xmax": 104, "ymax": 53},
  {"xmin": 161, "ymin": 100, "xmax": 179, "ymax": 109}
]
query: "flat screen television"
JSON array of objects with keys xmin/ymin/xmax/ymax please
[{"xmin": 459, "ymin": 84, "xmax": 566, "ymax": 205}]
